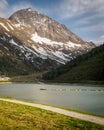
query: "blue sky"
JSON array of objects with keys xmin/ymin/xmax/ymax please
[{"xmin": 0, "ymin": 0, "xmax": 104, "ymax": 45}]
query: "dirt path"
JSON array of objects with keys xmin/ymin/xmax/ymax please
[{"xmin": 0, "ymin": 98, "xmax": 104, "ymax": 125}]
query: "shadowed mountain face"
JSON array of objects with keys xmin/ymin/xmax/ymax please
[
  {"xmin": 0, "ymin": 8, "xmax": 95, "ymax": 73},
  {"xmin": 42, "ymin": 44, "xmax": 104, "ymax": 82}
]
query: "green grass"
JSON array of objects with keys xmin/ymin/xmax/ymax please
[
  {"xmin": 0, "ymin": 100, "xmax": 104, "ymax": 130},
  {"xmin": 0, "ymin": 80, "xmax": 11, "ymax": 82},
  {"xmin": 1, "ymin": 97, "xmax": 104, "ymax": 118},
  {"xmin": 0, "ymin": 73, "xmax": 42, "ymax": 83},
  {"xmin": 10, "ymin": 73, "xmax": 42, "ymax": 83},
  {"xmin": 17, "ymin": 98, "xmax": 104, "ymax": 118}
]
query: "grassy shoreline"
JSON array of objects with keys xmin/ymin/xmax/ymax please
[
  {"xmin": 0, "ymin": 99, "xmax": 104, "ymax": 130},
  {"xmin": 43, "ymin": 80, "xmax": 104, "ymax": 85},
  {"xmin": 0, "ymin": 72, "xmax": 104, "ymax": 85},
  {"xmin": 2, "ymin": 97, "xmax": 104, "ymax": 118},
  {"xmin": 0, "ymin": 79, "xmax": 104, "ymax": 86}
]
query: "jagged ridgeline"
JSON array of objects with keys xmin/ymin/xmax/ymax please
[
  {"xmin": 42, "ymin": 44, "xmax": 104, "ymax": 82},
  {"xmin": 0, "ymin": 8, "xmax": 95, "ymax": 75}
]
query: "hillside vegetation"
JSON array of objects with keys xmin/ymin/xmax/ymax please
[
  {"xmin": 0, "ymin": 55, "xmax": 30, "ymax": 76},
  {"xmin": 42, "ymin": 44, "xmax": 104, "ymax": 83}
]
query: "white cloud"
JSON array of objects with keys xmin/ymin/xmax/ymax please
[
  {"xmin": 0, "ymin": 0, "xmax": 8, "ymax": 17},
  {"xmin": 91, "ymin": 35, "xmax": 104, "ymax": 45},
  {"xmin": 0, "ymin": 0, "xmax": 51, "ymax": 18},
  {"xmin": 100, "ymin": 35, "xmax": 104, "ymax": 39},
  {"xmin": 76, "ymin": 21, "xmax": 104, "ymax": 33},
  {"xmin": 0, "ymin": 0, "xmax": 8, "ymax": 10},
  {"xmin": 57, "ymin": 0, "xmax": 104, "ymax": 45},
  {"xmin": 7, "ymin": 1, "xmax": 34, "ymax": 17},
  {"xmin": 59, "ymin": 0, "xmax": 104, "ymax": 19},
  {"xmin": 0, "ymin": 0, "xmax": 39, "ymax": 18}
]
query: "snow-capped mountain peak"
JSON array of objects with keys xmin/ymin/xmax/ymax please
[{"xmin": 0, "ymin": 8, "xmax": 95, "ymax": 71}]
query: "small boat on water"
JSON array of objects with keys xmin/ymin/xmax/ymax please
[{"xmin": 40, "ymin": 88, "xmax": 47, "ymax": 90}]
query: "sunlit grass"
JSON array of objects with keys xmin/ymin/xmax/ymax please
[
  {"xmin": 0, "ymin": 100, "xmax": 104, "ymax": 130},
  {"xmin": 10, "ymin": 73, "xmax": 42, "ymax": 82}
]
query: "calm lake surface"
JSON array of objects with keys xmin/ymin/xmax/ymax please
[{"xmin": 0, "ymin": 83, "xmax": 104, "ymax": 116}]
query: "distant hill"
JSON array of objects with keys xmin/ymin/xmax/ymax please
[{"xmin": 42, "ymin": 44, "xmax": 104, "ymax": 83}]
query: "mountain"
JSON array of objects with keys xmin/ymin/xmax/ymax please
[
  {"xmin": 0, "ymin": 8, "xmax": 95, "ymax": 75},
  {"xmin": 0, "ymin": 38, "xmax": 33, "ymax": 76},
  {"xmin": 42, "ymin": 44, "xmax": 104, "ymax": 83}
]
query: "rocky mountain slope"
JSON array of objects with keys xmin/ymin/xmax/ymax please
[
  {"xmin": 42, "ymin": 44, "xmax": 104, "ymax": 83},
  {"xmin": 0, "ymin": 8, "xmax": 95, "ymax": 73}
]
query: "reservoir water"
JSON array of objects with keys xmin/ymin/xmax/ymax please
[{"xmin": 0, "ymin": 83, "xmax": 104, "ymax": 116}]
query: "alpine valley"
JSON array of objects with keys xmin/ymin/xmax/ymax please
[{"xmin": 0, "ymin": 8, "xmax": 95, "ymax": 76}]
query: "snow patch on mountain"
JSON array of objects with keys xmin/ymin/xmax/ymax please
[
  {"xmin": 31, "ymin": 32, "xmax": 81, "ymax": 48},
  {"xmin": 14, "ymin": 24, "xmax": 21, "ymax": 28},
  {"xmin": 0, "ymin": 23, "xmax": 10, "ymax": 31},
  {"xmin": 53, "ymin": 51, "xmax": 68, "ymax": 61},
  {"xmin": 9, "ymin": 39, "xmax": 18, "ymax": 46},
  {"xmin": 32, "ymin": 45, "xmax": 47, "ymax": 59},
  {"xmin": 5, "ymin": 32, "xmax": 10, "ymax": 37},
  {"xmin": 67, "ymin": 41, "xmax": 81, "ymax": 48},
  {"xmin": 24, "ymin": 45, "xmax": 38, "ymax": 56},
  {"xmin": 9, "ymin": 39, "xmax": 38, "ymax": 58},
  {"xmin": 31, "ymin": 32, "xmax": 63, "ymax": 46},
  {"xmin": 6, "ymin": 22, "xmax": 14, "ymax": 30},
  {"xmin": 32, "ymin": 44, "xmax": 69, "ymax": 64}
]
